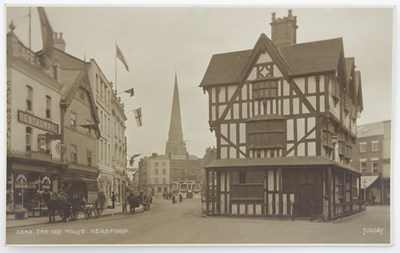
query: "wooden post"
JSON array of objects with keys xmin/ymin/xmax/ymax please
[
  {"xmin": 216, "ymin": 171, "xmax": 221, "ymax": 214},
  {"xmin": 224, "ymin": 171, "xmax": 228, "ymax": 214},
  {"xmin": 349, "ymin": 173, "xmax": 353, "ymax": 211},
  {"xmin": 327, "ymin": 167, "xmax": 332, "ymax": 220},
  {"xmin": 211, "ymin": 170, "xmax": 215, "ymax": 215},
  {"xmin": 206, "ymin": 169, "xmax": 209, "ymax": 215},
  {"xmin": 332, "ymin": 171, "xmax": 336, "ymax": 218},
  {"xmin": 278, "ymin": 168, "xmax": 283, "ymax": 217}
]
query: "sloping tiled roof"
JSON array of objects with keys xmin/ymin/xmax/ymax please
[
  {"xmin": 205, "ymin": 156, "xmax": 359, "ymax": 174},
  {"xmin": 54, "ymin": 48, "xmax": 85, "ymax": 69},
  {"xmin": 200, "ymin": 49, "xmax": 252, "ymax": 87},
  {"xmin": 279, "ymin": 38, "xmax": 343, "ymax": 76},
  {"xmin": 357, "ymin": 122, "xmax": 384, "ymax": 138},
  {"xmin": 200, "ymin": 36, "xmax": 344, "ymax": 87}
]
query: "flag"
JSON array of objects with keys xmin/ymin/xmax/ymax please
[
  {"xmin": 124, "ymin": 88, "xmax": 134, "ymax": 97},
  {"xmin": 129, "ymin": 154, "xmax": 141, "ymax": 166},
  {"xmin": 133, "ymin": 108, "xmax": 142, "ymax": 127},
  {"xmin": 37, "ymin": 7, "xmax": 54, "ymax": 66},
  {"xmin": 116, "ymin": 44, "xmax": 129, "ymax": 71}
]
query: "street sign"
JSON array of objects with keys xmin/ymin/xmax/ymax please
[{"xmin": 56, "ymin": 142, "xmax": 67, "ymax": 155}]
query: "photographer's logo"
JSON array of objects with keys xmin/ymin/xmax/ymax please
[{"xmin": 363, "ymin": 227, "xmax": 385, "ymax": 236}]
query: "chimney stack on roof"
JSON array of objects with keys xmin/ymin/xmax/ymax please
[
  {"xmin": 270, "ymin": 9, "xmax": 298, "ymax": 47},
  {"xmin": 53, "ymin": 32, "xmax": 66, "ymax": 52}
]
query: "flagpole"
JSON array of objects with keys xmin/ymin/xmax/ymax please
[
  {"xmin": 28, "ymin": 7, "xmax": 31, "ymax": 49},
  {"xmin": 115, "ymin": 39, "xmax": 117, "ymax": 93}
]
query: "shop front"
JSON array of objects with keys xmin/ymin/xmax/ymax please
[
  {"xmin": 204, "ymin": 156, "xmax": 365, "ymax": 221},
  {"xmin": 7, "ymin": 155, "xmax": 63, "ymax": 218}
]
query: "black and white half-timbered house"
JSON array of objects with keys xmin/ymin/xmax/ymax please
[{"xmin": 200, "ymin": 10, "xmax": 364, "ymax": 220}]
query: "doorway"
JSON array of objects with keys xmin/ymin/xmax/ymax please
[{"xmin": 298, "ymin": 184, "xmax": 315, "ymax": 217}]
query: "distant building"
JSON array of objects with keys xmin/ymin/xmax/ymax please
[
  {"xmin": 351, "ymin": 120, "xmax": 391, "ymax": 205},
  {"xmin": 111, "ymin": 93, "xmax": 128, "ymax": 205},
  {"xmin": 138, "ymin": 74, "xmax": 204, "ymax": 197},
  {"xmin": 200, "ymin": 10, "xmax": 364, "ymax": 220}
]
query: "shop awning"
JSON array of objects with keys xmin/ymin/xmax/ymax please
[{"xmin": 360, "ymin": 175, "xmax": 380, "ymax": 189}]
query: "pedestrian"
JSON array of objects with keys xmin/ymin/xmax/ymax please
[
  {"xmin": 179, "ymin": 194, "xmax": 183, "ymax": 204},
  {"xmin": 172, "ymin": 194, "xmax": 176, "ymax": 204},
  {"xmin": 111, "ymin": 192, "xmax": 116, "ymax": 209},
  {"xmin": 98, "ymin": 191, "xmax": 106, "ymax": 211}
]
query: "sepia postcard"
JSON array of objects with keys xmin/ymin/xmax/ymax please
[{"xmin": 2, "ymin": 2, "xmax": 395, "ymax": 247}]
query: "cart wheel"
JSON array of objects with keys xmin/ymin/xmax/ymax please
[
  {"xmin": 84, "ymin": 208, "xmax": 92, "ymax": 220},
  {"xmin": 71, "ymin": 209, "xmax": 78, "ymax": 221}
]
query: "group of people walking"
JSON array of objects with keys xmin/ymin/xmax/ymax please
[
  {"xmin": 171, "ymin": 193, "xmax": 183, "ymax": 204},
  {"xmin": 162, "ymin": 191, "xmax": 183, "ymax": 204}
]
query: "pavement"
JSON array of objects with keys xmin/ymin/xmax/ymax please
[{"xmin": 6, "ymin": 204, "xmax": 145, "ymax": 229}]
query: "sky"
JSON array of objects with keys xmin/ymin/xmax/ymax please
[{"xmin": 4, "ymin": 5, "xmax": 395, "ymax": 160}]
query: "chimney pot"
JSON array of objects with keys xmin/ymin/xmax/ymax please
[
  {"xmin": 271, "ymin": 12, "xmax": 276, "ymax": 22},
  {"xmin": 54, "ymin": 32, "xmax": 58, "ymax": 39},
  {"xmin": 288, "ymin": 9, "xmax": 293, "ymax": 18},
  {"xmin": 60, "ymin": 32, "xmax": 63, "ymax": 39}
]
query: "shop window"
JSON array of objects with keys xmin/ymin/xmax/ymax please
[
  {"xmin": 46, "ymin": 96, "xmax": 51, "ymax": 119},
  {"xmin": 71, "ymin": 144, "xmax": 77, "ymax": 163},
  {"xmin": 26, "ymin": 86, "xmax": 33, "ymax": 111},
  {"xmin": 25, "ymin": 127, "xmax": 32, "ymax": 152},
  {"xmin": 158, "ymin": 187, "xmax": 162, "ymax": 192}
]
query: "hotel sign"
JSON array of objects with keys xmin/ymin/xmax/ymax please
[{"xmin": 18, "ymin": 110, "xmax": 59, "ymax": 134}]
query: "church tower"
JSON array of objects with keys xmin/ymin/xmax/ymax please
[{"xmin": 165, "ymin": 73, "xmax": 187, "ymax": 158}]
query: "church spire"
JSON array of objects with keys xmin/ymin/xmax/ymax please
[{"xmin": 165, "ymin": 72, "xmax": 187, "ymax": 157}]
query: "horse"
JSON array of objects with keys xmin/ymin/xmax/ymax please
[
  {"xmin": 37, "ymin": 190, "xmax": 72, "ymax": 223},
  {"xmin": 142, "ymin": 195, "xmax": 152, "ymax": 211},
  {"xmin": 127, "ymin": 194, "xmax": 141, "ymax": 214}
]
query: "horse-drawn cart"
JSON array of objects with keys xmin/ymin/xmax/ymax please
[{"xmin": 38, "ymin": 190, "xmax": 102, "ymax": 223}]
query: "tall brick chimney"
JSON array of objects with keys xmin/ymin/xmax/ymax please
[
  {"xmin": 270, "ymin": 9, "xmax": 298, "ymax": 47},
  {"xmin": 53, "ymin": 32, "xmax": 66, "ymax": 51}
]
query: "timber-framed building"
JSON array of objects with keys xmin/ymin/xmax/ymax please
[{"xmin": 200, "ymin": 10, "xmax": 364, "ymax": 220}]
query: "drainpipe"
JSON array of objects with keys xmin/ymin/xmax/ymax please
[{"xmin": 60, "ymin": 101, "xmax": 67, "ymax": 187}]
